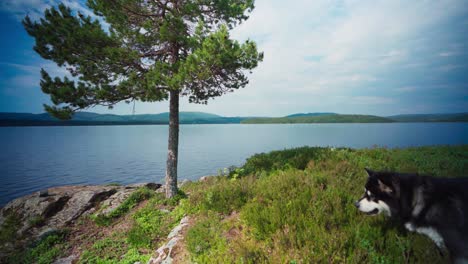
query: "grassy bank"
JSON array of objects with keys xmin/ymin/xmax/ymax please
[
  {"xmin": 180, "ymin": 145, "xmax": 466, "ymax": 263},
  {"xmin": 2, "ymin": 145, "xmax": 467, "ymax": 263}
]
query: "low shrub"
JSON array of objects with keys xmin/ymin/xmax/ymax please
[
  {"xmin": 127, "ymin": 203, "xmax": 172, "ymax": 248},
  {"xmin": 7, "ymin": 230, "xmax": 68, "ymax": 264},
  {"xmin": 240, "ymin": 146, "xmax": 331, "ymax": 176},
  {"xmin": 186, "ymin": 213, "xmax": 231, "ymax": 263},
  {"xmin": 184, "ymin": 146, "xmax": 467, "ymax": 263}
]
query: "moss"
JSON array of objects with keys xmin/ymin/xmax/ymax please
[
  {"xmin": 27, "ymin": 215, "xmax": 46, "ymax": 227},
  {"xmin": 0, "ymin": 213, "xmax": 21, "ymax": 244}
]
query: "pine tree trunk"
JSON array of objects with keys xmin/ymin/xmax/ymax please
[{"xmin": 165, "ymin": 89, "xmax": 179, "ymax": 198}]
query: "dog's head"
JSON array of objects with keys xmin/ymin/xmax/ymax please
[{"xmin": 355, "ymin": 168, "xmax": 400, "ymax": 217}]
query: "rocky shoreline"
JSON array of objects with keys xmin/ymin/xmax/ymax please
[
  {"xmin": 0, "ymin": 175, "xmax": 209, "ymax": 263},
  {"xmin": 0, "ymin": 183, "xmax": 161, "ymax": 239},
  {"xmin": 0, "ymin": 182, "xmax": 174, "ymax": 262}
]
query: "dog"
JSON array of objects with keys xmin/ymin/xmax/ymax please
[{"xmin": 355, "ymin": 168, "xmax": 468, "ymax": 263}]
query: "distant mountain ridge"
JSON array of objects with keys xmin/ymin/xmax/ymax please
[
  {"xmin": 0, "ymin": 111, "xmax": 242, "ymax": 126},
  {"xmin": 0, "ymin": 111, "xmax": 467, "ymax": 126},
  {"xmin": 286, "ymin": 112, "xmax": 336, "ymax": 118}
]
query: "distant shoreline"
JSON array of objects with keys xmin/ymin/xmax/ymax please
[
  {"xmin": 1, "ymin": 111, "xmax": 467, "ymax": 126},
  {"xmin": 1, "ymin": 120, "xmax": 468, "ymax": 127}
]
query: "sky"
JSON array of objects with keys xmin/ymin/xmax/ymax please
[{"xmin": 0, "ymin": 0, "xmax": 467, "ymax": 117}]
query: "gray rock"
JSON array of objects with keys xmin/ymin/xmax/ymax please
[
  {"xmin": 52, "ymin": 254, "xmax": 78, "ymax": 264},
  {"xmin": 148, "ymin": 216, "xmax": 190, "ymax": 264},
  {"xmin": 177, "ymin": 179, "xmax": 191, "ymax": 188},
  {"xmin": 47, "ymin": 190, "xmax": 97, "ymax": 227},
  {"xmin": 39, "ymin": 189, "xmax": 49, "ymax": 197},
  {"xmin": 0, "ymin": 185, "xmax": 127, "ymax": 240},
  {"xmin": 199, "ymin": 176, "xmax": 209, "ymax": 182},
  {"xmin": 37, "ymin": 227, "xmax": 60, "ymax": 240},
  {"xmin": 0, "ymin": 183, "xmax": 171, "ymax": 261},
  {"xmin": 99, "ymin": 188, "xmax": 135, "ymax": 215},
  {"xmin": 156, "ymin": 185, "xmax": 166, "ymax": 194}
]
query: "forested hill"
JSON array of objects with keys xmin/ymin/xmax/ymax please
[
  {"xmin": 241, "ymin": 114, "xmax": 393, "ymax": 124},
  {"xmin": 242, "ymin": 112, "xmax": 468, "ymax": 124},
  {"xmin": 0, "ymin": 112, "xmax": 466, "ymax": 126},
  {"xmin": 0, "ymin": 112, "xmax": 244, "ymax": 126}
]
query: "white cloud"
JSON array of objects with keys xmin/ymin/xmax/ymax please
[
  {"xmin": 439, "ymin": 52, "xmax": 457, "ymax": 57},
  {"xmin": 0, "ymin": 0, "xmax": 98, "ymax": 21},
  {"xmin": 349, "ymin": 96, "xmax": 396, "ymax": 105},
  {"xmin": 61, "ymin": 0, "xmax": 95, "ymax": 18},
  {"xmin": 395, "ymin": 86, "xmax": 418, "ymax": 93},
  {"xmin": 222, "ymin": 0, "xmax": 468, "ymax": 115},
  {"xmin": 0, "ymin": 0, "xmax": 55, "ymax": 21},
  {"xmin": 1, "ymin": 0, "xmax": 467, "ymax": 115}
]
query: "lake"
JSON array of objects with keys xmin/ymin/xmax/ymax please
[{"xmin": 1, "ymin": 123, "xmax": 467, "ymax": 206}]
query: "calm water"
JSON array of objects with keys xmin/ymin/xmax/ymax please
[{"xmin": 1, "ymin": 123, "xmax": 467, "ymax": 206}]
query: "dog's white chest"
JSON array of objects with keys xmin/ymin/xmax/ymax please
[{"xmin": 405, "ymin": 223, "xmax": 445, "ymax": 248}]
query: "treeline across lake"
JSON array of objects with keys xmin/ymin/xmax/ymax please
[{"xmin": 0, "ymin": 111, "xmax": 467, "ymax": 126}]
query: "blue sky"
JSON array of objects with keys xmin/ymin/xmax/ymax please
[{"xmin": 0, "ymin": 0, "xmax": 467, "ymax": 116}]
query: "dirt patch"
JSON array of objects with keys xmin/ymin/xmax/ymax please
[
  {"xmin": 64, "ymin": 199, "xmax": 151, "ymax": 259},
  {"xmin": 223, "ymin": 211, "xmax": 242, "ymax": 242}
]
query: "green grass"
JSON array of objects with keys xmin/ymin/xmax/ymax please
[
  {"xmin": 186, "ymin": 212, "xmax": 231, "ymax": 263},
  {"xmin": 79, "ymin": 234, "xmax": 152, "ymax": 264},
  {"xmin": 92, "ymin": 187, "xmax": 155, "ymax": 226},
  {"xmin": 127, "ymin": 195, "xmax": 183, "ymax": 249},
  {"xmin": 181, "ymin": 145, "xmax": 468, "ymax": 263},
  {"xmin": 79, "ymin": 192, "xmax": 186, "ymax": 263},
  {"xmin": 7, "ymin": 230, "xmax": 68, "ymax": 264}
]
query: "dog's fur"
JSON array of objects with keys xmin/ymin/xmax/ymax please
[{"xmin": 355, "ymin": 168, "xmax": 468, "ymax": 263}]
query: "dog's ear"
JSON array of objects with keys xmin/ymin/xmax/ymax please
[
  {"xmin": 364, "ymin": 168, "xmax": 374, "ymax": 177},
  {"xmin": 377, "ymin": 179, "xmax": 393, "ymax": 194}
]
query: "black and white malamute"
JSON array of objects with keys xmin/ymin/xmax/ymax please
[{"xmin": 355, "ymin": 168, "xmax": 468, "ymax": 263}]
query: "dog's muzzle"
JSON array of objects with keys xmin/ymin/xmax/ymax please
[{"xmin": 365, "ymin": 208, "xmax": 379, "ymax": 215}]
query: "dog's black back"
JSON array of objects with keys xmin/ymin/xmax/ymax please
[{"xmin": 360, "ymin": 170, "xmax": 468, "ymax": 262}]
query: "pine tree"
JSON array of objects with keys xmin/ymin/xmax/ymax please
[{"xmin": 23, "ymin": 0, "xmax": 263, "ymax": 198}]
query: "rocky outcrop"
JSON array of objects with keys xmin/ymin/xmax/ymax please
[
  {"xmin": 147, "ymin": 216, "xmax": 191, "ymax": 264},
  {"xmin": 52, "ymin": 254, "xmax": 79, "ymax": 264},
  {"xmin": 0, "ymin": 183, "xmax": 161, "ymax": 241}
]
